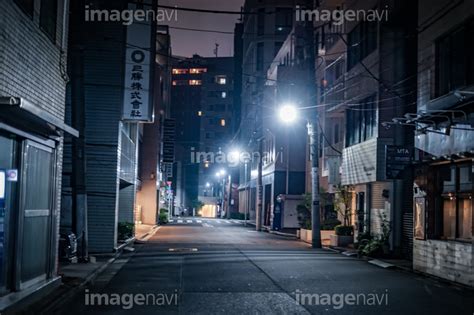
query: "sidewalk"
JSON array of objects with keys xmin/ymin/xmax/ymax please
[{"xmin": 16, "ymin": 224, "xmax": 159, "ymax": 314}]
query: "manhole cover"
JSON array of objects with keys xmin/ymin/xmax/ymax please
[{"xmin": 168, "ymin": 248, "xmax": 198, "ymax": 252}]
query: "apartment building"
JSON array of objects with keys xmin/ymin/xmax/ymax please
[
  {"xmin": 262, "ymin": 23, "xmax": 309, "ymax": 230},
  {"xmin": 313, "ymin": 0, "xmax": 418, "ymax": 257},
  {"xmin": 170, "ymin": 55, "xmax": 235, "ymax": 216},
  {"xmin": 239, "ymin": 0, "xmax": 305, "ymax": 222}
]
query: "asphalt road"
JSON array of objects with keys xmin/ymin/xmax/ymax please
[{"xmin": 57, "ymin": 218, "xmax": 474, "ymax": 315}]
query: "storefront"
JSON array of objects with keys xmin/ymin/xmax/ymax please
[
  {"xmin": 0, "ymin": 97, "xmax": 77, "ymax": 308},
  {"xmin": 413, "ymin": 123, "xmax": 473, "ymax": 287}
]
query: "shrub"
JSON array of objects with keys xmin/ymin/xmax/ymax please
[
  {"xmin": 321, "ymin": 218, "xmax": 341, "ymax": 230},
  {"xmin": 335, "ymin": 225, "xmax": 354, "ymax": 236},
  {"xmin": 118, "ymin": 222, "xmax": 134, "ymax": 240},
  {"xmin": 358, "ymin": 239, "xmax": 384, "ymax": 257},
  {"xmin": 230, "ymin": 212, "xmax": 246, "ymax": 220},
  {"xmin": 159, "ymin": 212, "xmax": 168, "ymax": 224}
]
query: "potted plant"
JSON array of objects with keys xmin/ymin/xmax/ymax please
[
  {"xmin": 297, "ymin": 193, "xmax": 312, "ymax": 243},
  {"xmin": 330, "ymin": 224, "xmax": 354, "ymax": 247}
]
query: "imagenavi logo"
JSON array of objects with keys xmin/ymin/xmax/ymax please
[{"xmin": 296, "ymin": 6, "xmax": 389, "ymax": 25}]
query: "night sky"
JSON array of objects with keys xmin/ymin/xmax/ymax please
[{"xmin": 159, "ymin": 0, "xmax": 246, "ymax": 57}]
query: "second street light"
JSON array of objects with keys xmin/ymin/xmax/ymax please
[{"xmin": 279, "ymin": 104, "xmax": 322, "ymax": 249}]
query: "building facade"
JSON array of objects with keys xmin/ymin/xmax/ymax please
[
  {"xmin": 262, "ymin": 23, "xmax": 309, "ymax": 230},
  {"xmin": 62, "ymin": 0, "xmax": 157, "ymax": 253},
  {"xmin": 313, "ymin": 0, "xmax": 418, "ymax": 257},
  {"xmin": 136, "ymin": 25, "xmax": 173, "ymax": 225},
  {"xmin": 412, "ymin": 0, "xmax": 473, "ymax": 286},
  {"xmin": 0, "ymin": 0, "xmax": 76, "ymax": 309},
  {"xmin": 238, "ymin": 0, "xmax": 304, "ymax": 223}
]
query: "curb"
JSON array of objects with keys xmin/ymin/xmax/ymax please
[
  {"xmin": 34, "ymin": 249, "xmax": 126, "ymax": 314},
  {"xmin": 269, "ymin": 230, "xmax": 298, "ymax": 238}
]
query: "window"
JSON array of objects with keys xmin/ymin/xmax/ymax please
[
  {"xmin": 197, "ymin": 111, "xmax": 203, "ymax": 116},
  {"xmin": 189, "ymin": 80, "xmax": 202, "ymax": 86},
  {"xmin": 256, "ymin": 43, "xmax": 264, "ymax": 71},
  {"xmin": 172, "ymin": 68, "xmax": 189, "ymax": 75},
  {"xmin": 40, "ymin": 0, "xmax": 58, "ymax": 41},
  {"xmin": 172, "ymin": 80, "xmax": 187, "ymax": 86},
  {"xmin": 275, "ymin": 7, "xmax": 293, "ymax": 34},
  {"xmin": 257, "ymin": 8, "xmax": 265, "ymax": 36},
  {"xmin": 437, "ymin": 164, "xmax": 473, "ymax": 240},
  {"xmin": 216, "ymin": 76, "xmax": 227, "ymax": 85},
  {"xmin": 436, "ymin": 20, "xmax": 474, "ymax": 97},
  {"xmin": 345, "ymin": 95, "xmax": 376, "ymax": 147},
  {"xmin": 347, "ymin": 21, "xmax": 377, "ymax": 70},
  {"xmin": 221, "ymin": 92, "xmax": 227, "ymax": 99},
  {"xmin": 189, "ymin": 68, "xmax": 207, "ymax": 74},
  {"xmin": 220, "ymin": 119, "xmax": 226, "ymax": 127},
  {"xmin": 14, "ymin": 0, "xmax": 34, "ymax": 17}
]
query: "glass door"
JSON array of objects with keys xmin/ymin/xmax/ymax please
[{"xmin": 17, "ymin": 140, "xmax": 54, "ymax": 289}]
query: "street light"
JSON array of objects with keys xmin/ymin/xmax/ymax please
[
  {"xmin": 277, "ymin": 104, "xmax": 322, "ymax": 249},
  {"xmin": 279, "ymin": 104, "xmax": 298, "ymax": 124}
]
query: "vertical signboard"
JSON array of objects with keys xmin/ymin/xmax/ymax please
[{"xmin": 122, "ymin": 1, "xmax": 155, "ymax": 122}]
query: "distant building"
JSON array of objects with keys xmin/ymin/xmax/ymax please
[
  {"xmin": 412, "ymin": 0, "xmax": 473, "ymax": 287},
  {"xmin": 170, "ymin": 55, "xmax": 235, "ymax": 216},
  {"xmin": 0, "ymin": 0, "xmax": 76, "ymax": 309}
]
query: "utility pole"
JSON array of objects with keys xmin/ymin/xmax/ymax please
[
  {"xmin": 305, "ymin": 0, "xmax": 321, "ymax": 248},
  {"xmin": 256, "ymin": 136, "xmax": 263, "ymax": 231},
  {"xmin": 256, "ymin": 94, "xmax": 263, "ymax": 231}
]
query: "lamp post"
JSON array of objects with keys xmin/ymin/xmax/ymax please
[
  {"xmin": 279, "ymin": 104, "xmax": 322, "ymax": 248},
  {"xmin": 216, "ymin": 169, "xmax": 226, "ymax": 218}
]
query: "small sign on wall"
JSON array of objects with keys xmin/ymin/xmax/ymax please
[{"xmin": 6, "ymin": 169, "xmax": 18, "ymax": 182}]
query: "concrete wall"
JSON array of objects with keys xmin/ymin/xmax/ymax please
[{"xmin": 414, "ymin": 239, "xmax": 474, "ymax": 287}]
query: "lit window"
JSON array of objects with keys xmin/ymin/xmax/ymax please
[
  {"xmin": 172, "ymin": 80, "xmax": 187, "ymax": 86},
  {"xmin": 189, "ymin": 80, "xmax": 202, "ymax": 86},
  {"xmin": 198, "ymin": 111, "xmax": 203, "ymax": 116},
  {"xmin": 220, "ymin": 119, "xmax": 226, "ymax": 127},
  {"xmin": 216, "ymin": 76, "xmax": 227, "ymax": 85},
  {"xmin": 172, "ymin": 68, "xmax": 188, "ymax": 74},
  {"xmin": 221, "ymin": 92, "xmax": 227, "ymax": 98},
  {"xmin": 189, "ymin": 68, "xmax": 207, "ymax": 74}
]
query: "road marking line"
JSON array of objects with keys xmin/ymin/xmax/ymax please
[
  {"xmin": 169, "ymin": 219, "xmax": 174, "ymax": 223},
  {"xmin": 177, "ymin": 220, "xmax": 183, "ymax": 223},
  {"xmin": 215, "ymin": 220, "xmax": 221, "ymax": 224},
  {"xmin": 186, "ymin": 220, "xmax": 193, "ymax": 223},
  {"xmin": 196, "ymin": 220, "xmax": 202, "ymax": 223},
  {"xmin": 224, "ymin": 220, "xmax": 231, "ymax": 224}
]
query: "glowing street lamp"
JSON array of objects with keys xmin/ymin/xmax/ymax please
[{"xmin": 279, "ymin": 104, "xmax": 298, "ymax": 124}]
